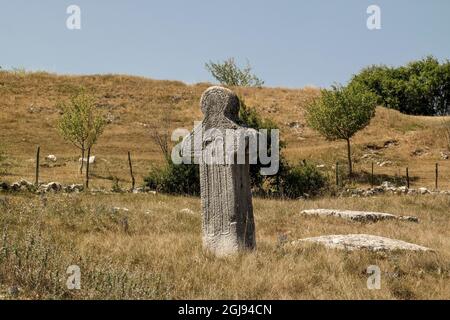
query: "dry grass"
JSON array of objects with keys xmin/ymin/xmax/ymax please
[
  {"xmin": 1, "ymin": 71, "xmax": 449, "ymax": 300},
  {"xmin": 1, "ymin": 71, "xmax": 450, "ymax": 189},
  {"xmin": 0, "ymin": 192, "xmax": 448, "ymax": 300}
]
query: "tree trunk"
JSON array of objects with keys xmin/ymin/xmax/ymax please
[
  {"xmin": 80, "ymin": 147, "xmax": 85, "ymax": 174},
  {"xmin": 85, "ymin": 147, "xmax": 91, "ymax": 189},
  {"xmin": 346, "ymin": 138, "xmax": 353, "ymax": 177}
]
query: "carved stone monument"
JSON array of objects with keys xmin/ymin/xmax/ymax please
[{"xmin": 183, "ymin": 86, "xmax": 256, "ymax": 256}]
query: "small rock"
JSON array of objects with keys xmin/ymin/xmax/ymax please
[
  {"xmin": 398, "ymin": 216, "xmax": 419, "ymax": 223},
  {"xmin": 411, "ymin": 148, "xmax": 428, "ymax": 157},
  {"xmin": 381, "ymin": 181, "xmax": 396, "ymax": 189},
  {"xmin": 10, "ymin": 180, "xmax": 34, "ymax": 192},
  {"xmin": 418, "ymin": 187, "xmax": 430, "ymax": 195},
  {"xmin": 440, "ymin": 151, "xmax": 449, "ymax": 160},
  {"xmin": 105, "ymin": 112, "xmax": 118, "ymax": 124},
  {"xmin": 45, "ymin": 155, "xmax": 57, "ymax": 162},
  {"xmin": 0, "ymin": 181, "xmax": 9, "ymax": 191},
  {"xmin": 300, "ymin": 209, "xmax": 418, "ymax": 223},
  {"xmin": 383, "ymin": 139, "xmax": 399, "ymax": 148},
  {"xmin": 65, "ymin": 184, "xmax": 84, "ymax": 193},
  {"xmin": 79, "ymin": 156, "xmax": 96, "ymax": 164},
  {"xmin": 287, "ymin": 121, "xmax": 301, "ymax": 129},
  {"xmin": 111, "ymin": 207, "xmax": 129, "ymax": 213},
  {"xmin": 40, "ymin": 182, "xmax": 62, "ymax": 192},
  {"xmin": 378, "ymin": 160, "xmax": 393, "ymax": 167}
]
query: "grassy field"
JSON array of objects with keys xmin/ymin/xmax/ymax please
[
  {"xmin": 1, "ymin": 70, "xmax": 449, "ymax": 300},
  {"xmin": 0, "ymin": 192, "xmax": 449, "ymax": 300}
]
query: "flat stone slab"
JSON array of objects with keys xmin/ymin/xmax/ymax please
[
  {"xmin": 293, "ymin": 234, "xmax": 431, "ymax": 252},
  {"xmin": 300, "ymin": 209, "xmax": 418, "ymax": 223}
]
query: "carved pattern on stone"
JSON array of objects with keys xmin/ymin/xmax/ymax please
[{"xmin": 185, "ymin": 86, "xmax": 256, "ymax": 256}]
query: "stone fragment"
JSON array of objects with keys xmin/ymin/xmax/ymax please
[
  {"xmin": 300, "ymin": 209, "xmax": 418, "ymax": 223},
  {"xmin": 293, "ymin": 234, "xmax": 431, "ymax": 252}
]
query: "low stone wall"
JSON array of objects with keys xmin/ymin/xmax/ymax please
[
  {"xmin": 0, "ymin": 179, "xmax": 155, "ymax": 194},
  {"xmin": 340, "ymin": 181, "xmax": 450, "ymax": 197}
]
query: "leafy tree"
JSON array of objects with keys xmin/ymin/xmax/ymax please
[
  {"xmin": 58, "ymin": 91, "xmax": 106, "ymax": 176},
  {"xmin": 351, "ymin": 56, "xmax": 450, "ymax": 116},
  {"xmin": 238, "ymin": 98, "xmax": 283, "ymax": 189},
  {"xmin": 306, "ymin": 83, "xmax": 378, "ymax": 176},
  {"xmin": 443, "ymin": 118, "xmax": 450, "ymax": 151},
  {"xmin": 205, "ymin": 58, "xmax": 264, "ymax": 87}
]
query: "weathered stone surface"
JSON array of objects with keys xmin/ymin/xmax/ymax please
[
  {"xmin": 301, "ymin": 209, "xmax": 418, "ymax": 223},
  {"xmin": 293, "ymin": 234, "xmax": 431, "ymax": 252},
  {"xmin": 0, "ymin": 181, "xmax": 10, "ymax": 191},
  {"xmin": 45, "ymin": 155, "xmax": 57, "ymax": 162},
  {"xmin": 9, "ymin": 180, "xmax": 35, "ymax": 192},
  {"xmin": 64, "ymin": 184, "xmax": 84, "ymax": 193},
  {"xmin": 183, "ymin": 86, "xmax": 256, "ymax": 256},
  {"xmin": 39, "ymin": 182, "xmax": 62, "ymax": 193}
]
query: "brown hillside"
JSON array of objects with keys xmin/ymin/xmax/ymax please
[{"xmin": 1, "ymin": 70, "xmax": 449, "ymax": 189}]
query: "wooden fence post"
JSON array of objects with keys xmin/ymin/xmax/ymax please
[
  {"xmin": 335, "ymin": 162, "xmax": 339, "ymax": 187},
  {"xmin": 35, "ymin": 146, "xmax": 40, "ymax": 186},
  {"xmin": 371, "ymin": 161, "xmax": 374, "ymax": 187},
  {"xmin": 128, "ymin": 151, "xmax": 135, "ymax": 191},
  {"xmin": 406, "ymin": 167, "xmax": 410, "ymax": 189},
  {"xmin": 435, "ymin": 163, "xmax": 438, "ymax": 190}
]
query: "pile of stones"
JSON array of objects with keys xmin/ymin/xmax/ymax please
[
  {"xmin": 0, "ymin": 179, "xmax": 158, "ymax": 195},
  {"xmin": 341, "ymin": 181, "xmax": 450, "ymax": 198},
  {"xmin": 0, "ymin": 180, "xmax": 84, "ymax": 194}
]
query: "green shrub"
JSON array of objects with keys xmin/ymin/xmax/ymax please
[
  {"xmin": 144, "ymin": 163, "xmax": 200, "ymax": 196},
  {"xmin": 273, "ymin": 162, "xmax": 327, "ymax": 198}
]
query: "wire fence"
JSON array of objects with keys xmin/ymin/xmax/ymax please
[
  {"xmin": 2, "ymin": 146, "xmax": 450, "ymax": 191},
  {"xmin": 336, "ymin": 160, "xmax": 450, "ymax": 190}
]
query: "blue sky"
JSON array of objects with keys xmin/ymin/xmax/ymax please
[{"xmin": 1, "ymin": 0, "xmax": 449, "ymax": 88}]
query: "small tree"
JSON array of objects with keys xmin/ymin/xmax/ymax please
[
  {"xmin": 350, "ymin": 56, "xmax": 450, "ymax": 116},
  {"xmin": 205, "ymin": 58, "xmax": 264, "ymax": 87},
  {"xmin": 306, "ymin": 83, "xmax": 378, "ymax": 176},
  {"xmin": 58, "ymin": 91, "xmax": 106, "ymax": 178}
]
